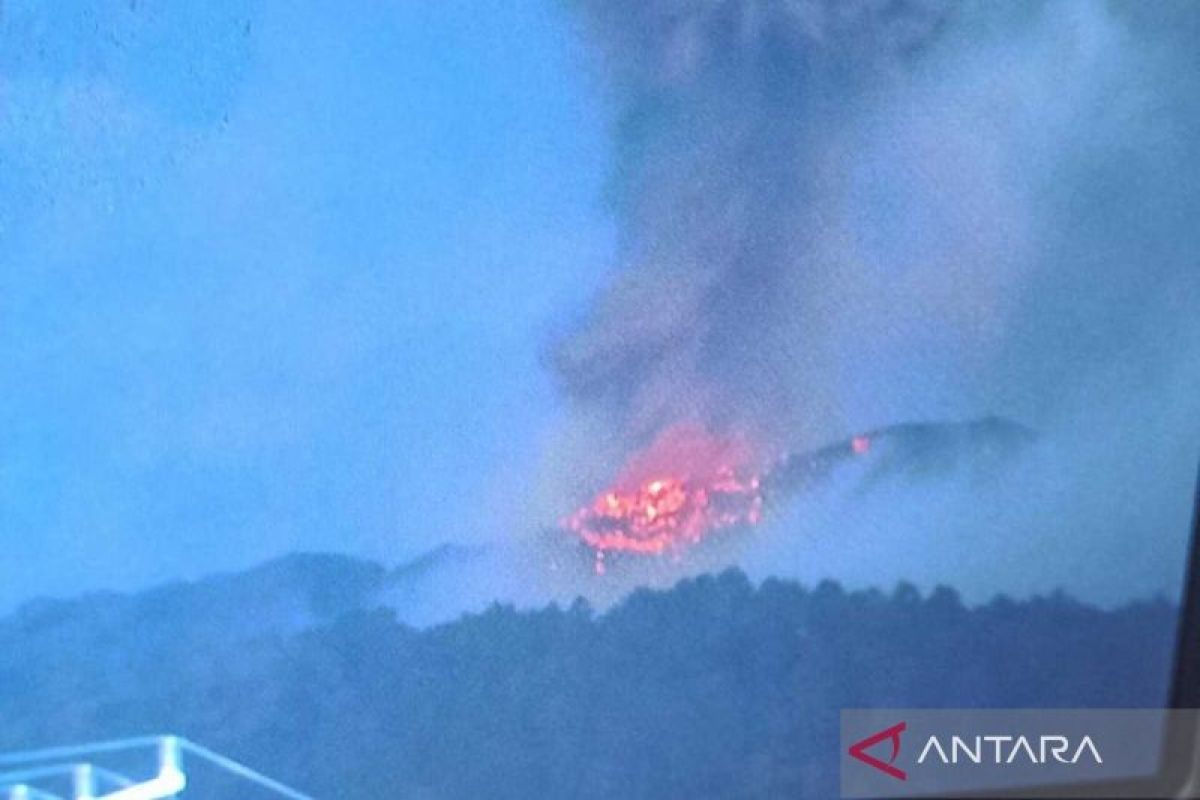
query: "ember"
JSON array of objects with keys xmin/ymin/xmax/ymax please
[{"xmin": 562, "ymin": 425, "xmax": 764, "ymax": 569}]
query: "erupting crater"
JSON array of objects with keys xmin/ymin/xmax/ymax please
[
  {"xmin": 560, "ymin": 414, "xmax": 1028, "ymax": 574},
  {"xmin": 561, "ymin": 424, "xmax": 766, "ymax": 573}
]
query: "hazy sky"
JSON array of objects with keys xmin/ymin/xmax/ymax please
[
  {"xmin": 0, "ymin": 1, "xmax": 615, "ymax": 609},
  {"xmin": 2, "ymin": 1, "xmax": 1198, "ymax": 614}
]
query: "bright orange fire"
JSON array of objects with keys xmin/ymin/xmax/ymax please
[{"xmin": 562, "ymin": 425, "xmax": 765, "ymax": 572}]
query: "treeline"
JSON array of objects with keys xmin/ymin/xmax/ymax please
[{"xmin": 0, "ymin": 560, "xmax": 1177, "ymax": 798}]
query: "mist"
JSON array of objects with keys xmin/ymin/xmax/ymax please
[
  {"xmin": 3, "ymin": 0, "xmax": 1196, "ymax": 622},
  {"xmin": 510, "ymin": 0, "xmax": 1200, "ymax": 612}
]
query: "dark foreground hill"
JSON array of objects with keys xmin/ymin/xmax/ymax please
[{"xmin": 0, "ymin": 557, "xmax": 1177, "ymax": 799}]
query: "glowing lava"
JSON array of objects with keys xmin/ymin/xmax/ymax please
[{"xmin": 562, "ymin": 425, "xmax": 765, "ymax": 571}]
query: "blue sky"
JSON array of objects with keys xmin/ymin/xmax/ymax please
[{"xmin": 0, "ymin": 1, "xmax": 614, "ymax": 608}]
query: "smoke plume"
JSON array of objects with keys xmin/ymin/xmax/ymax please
[
  {"xmin": 532, "ymin": 0, "xmax": 1200, "ymax": 606},
  {"xmin": 552, "ymin": 0, "xmax": 952, "ymax": 454}
]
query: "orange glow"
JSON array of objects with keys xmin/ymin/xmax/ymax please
[{"xmin": 563, "ymin": 424, "xmax": 764, "ymax": 565}]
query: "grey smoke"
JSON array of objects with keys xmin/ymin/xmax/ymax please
[
  {"xmin": 553, "ymin": 0, "xmax": 952, "ymax": 450},
  {"xmin": 533, "ymin": 0, "xmax": 1200, "ymax": 607}
]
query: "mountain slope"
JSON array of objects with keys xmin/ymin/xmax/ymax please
[{"xmin": 0, "ymin": 558, "xmax": 1177, "ymax": 799}]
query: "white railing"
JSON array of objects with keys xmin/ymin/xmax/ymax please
[{"xmin": 0, "ymin": 736, "xmax": 313, "ymax": 799}]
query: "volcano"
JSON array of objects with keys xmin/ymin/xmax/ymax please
[{"xmin": 563, "ymin": 416, "xmax": 1035, "ymax": 572}]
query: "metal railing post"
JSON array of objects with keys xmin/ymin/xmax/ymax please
[{"xmin": 72, "ymin": 764, "xmax": 95, "ymax": 800}]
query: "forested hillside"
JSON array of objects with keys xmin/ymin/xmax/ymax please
[{"xmin": 0, "ymin": 558, "xmax": 1177, "ymax": 798}]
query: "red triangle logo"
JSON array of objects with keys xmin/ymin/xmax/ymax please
[{"xmin": 848, "ymin": 721, "xmax": 907, "ymax": 781}]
